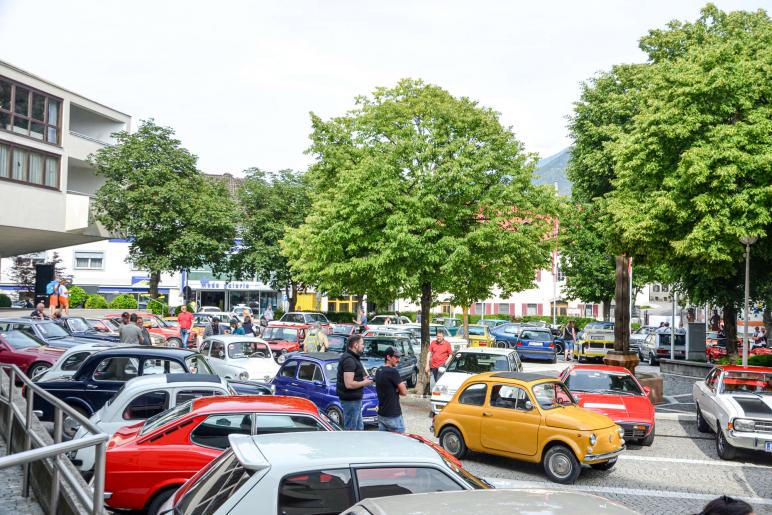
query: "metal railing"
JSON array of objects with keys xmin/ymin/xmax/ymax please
[
  {"xmin": 0, "ymin": 364, "xmax": 108, "ymax": 515},
  {"xmin": 69, "ymin": 130, "xmax": 114, "ymax": 147}
]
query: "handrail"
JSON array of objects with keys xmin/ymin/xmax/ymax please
[
  {"xmin": 0, "ymin": 364, "xmax": 108, "ymax": 515},
  {"xmin": 69, "ymin": 130, "xmax": 114, "ymax": 147}
]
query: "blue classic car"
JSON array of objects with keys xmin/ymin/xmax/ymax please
[
  {"xmin": 360, "ymin": 336, "xmax": 419, "ymax": 387},
  {"xmin": 490, "ymin": 324, "xmax": 557, "ymax": 363},
  {"xmin": 57, "ymin": 316, "xmax": 120, "ymax": 343},
  {"xmin": 272, "ymin": 352, "xmax": 379, "ymax": 427},
  {"xmin": 0, "ymin": 318, "xmax": 96, "ymax": 349}
]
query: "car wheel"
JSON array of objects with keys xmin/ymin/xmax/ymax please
[
  {"xmin": 166, "ymin": 337, "xmax": 181, "ymax": 348},
  {"xmin": 326, "ymin": 406, "xmax": 344, "ymax": 426},
  {"xmin": 496, "ymin": 341, "xmax": 508, "ymax": 349},
  {"xmin": 716, "ymin": 429, "xmax": 737, "ymax": 460},
  {"xmin": 648, "ymin": 352, "xmax": 657, "ymax": 366},
  {"xmin": 590, "ymin": 457, "xmax": 617, "ymax": 471},
  {"xmin": 640, "ymin": 425, "xmax": 655, "ymax": 446},
  {"xmin": 543, "ymin": 445, "xmax": 581, "ymax": 484},
  {"xmin": 439, "ymin": 427, "xmax": 467, "ymax": 459},
  {"xmin": 147, "ymin": 487, "xmax": 176, "ymax": 515},
  {"xmin": 407, "ymin": 370, "xmax": 418, "ymax": 388},
  {"xmin": 63, "ymin": 405, "xmax": 88, "ymax": 440},
  {"xmin": 696, "ymin": 405, "xmax": 711, "ymax": 433},
  {"xmin": 554, "ymin": 342, "xmax": 564, "ymax": 355},
  {"xmin": 550, "ymin": 353, "xmax": 558, "ymax": 364},
  {"xmin": 26, "ymin": 362, "xmax": 51, "ymax": 379}
]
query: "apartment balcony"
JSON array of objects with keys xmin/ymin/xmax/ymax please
[{"xmin": 66, "ymin": 103, "xmax": 126, "ymax": 161}]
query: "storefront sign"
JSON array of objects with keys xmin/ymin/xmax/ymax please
[{"xmin": 193, "ymin": 279, "xmax": 270, "ymax": 291}]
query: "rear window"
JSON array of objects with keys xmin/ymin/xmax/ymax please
[
  {"xmin": 520, "ymin": 330, "xmax": 551, "ymax": 341},
  {"xmin": 1, "ymin": 330, "xmax": 43, "ymax": 349},
  {"xmin": 175, "ymin": 450, "xmax": 254, "ymax": 515},
  {"xmin": 140, "ymin": 400, "xmax": 192, "ymax": 435},
  {"xmin": 279, "ymin": 469, "xmax": 355, "ymax": 515}
]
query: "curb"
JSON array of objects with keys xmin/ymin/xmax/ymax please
[{"xmin": 654, "ymin": 412, "xmax": 695, "ymax": 422}]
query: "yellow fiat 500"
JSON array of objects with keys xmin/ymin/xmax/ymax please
[{"xmin": 433, "ymin": 371, "xmax": 625, "ymax": 484}]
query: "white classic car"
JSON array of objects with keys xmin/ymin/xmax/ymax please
[
  {"xmin": 71, "ymin": 373, "xmax": 234, "ymax": 472},
  {"xmin": 33, "ymin": 341, "xmax": 118, "ymax": 382},
  {"xmin": 693, "ymin": 364, "xmax": 772, "ymax": 460},
  {"xmin": 403, "ymin": 324, "xmax": 468, "ymax": 354},
  {"xmin": 198, "ymin": 335, "xmax": 280, "ymax": 382},
  {"xmin": 431, "ymin": 347, "xmax": 522, "ymax": 414}
]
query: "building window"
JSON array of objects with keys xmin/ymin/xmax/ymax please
[
  {"xmin": 653, "ymin": 284, "xmax": 660, "ymax": 293},
  {"xmin": 0, "ymin": 76, "xmax": 61, "ymax": 145},
  {"xmin": 661, "ymin": 285, "xmax": 669, "ymax": 293},
  {"xmin": 74, "ymin": 251, "xmax": 104, "ymax": 270},
  {"xmin": 474, "ymin": 302, "xmax": 484, "ymax": 314},
  {"xmin": 497, "ymin": 303, "xmax": 510, "ymax": 315},
  {"xmin": 584, "ymin": 304, "xmax": 594, "ymax": 317},
  {"xmin": 0, "ymin": 141, "xmax": 60, "ymax": 188},
  {"xmin": 527, "ymin": 304, "xmax": 538, "ymax": 316}
]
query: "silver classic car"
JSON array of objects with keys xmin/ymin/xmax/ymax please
[{"xmin": 693, "ymin": 365, "xmax": 772, "ymax": 460}]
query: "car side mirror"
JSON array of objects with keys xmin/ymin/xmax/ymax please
[
  {"xmin": 438, "ymin": 366, "xmax": 446, "ymax": 374},
  {"xmin": 524, "ymin": 401, "xmax": 534, "ymax": 411},
  {"xmin": 643, "ymin": 386, "xmax": 651, "ymax": 396},
  {"xmin": 314, "ymin": 380, "xmax": 325, "ymax": 387}
]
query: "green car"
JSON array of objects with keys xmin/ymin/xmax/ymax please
[{"xmin": 434, "ymin": 317, "xmax": 462, "ymax": 336}]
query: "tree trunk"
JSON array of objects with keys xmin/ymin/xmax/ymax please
[
  {"xmin": 149, "ymin": 270, "xmax": 161, "ymax": 299},
  {"xmin": 602, "ymin": 298, "xmax": 612, "ymax": 322},
  {"xmin": 724, "ymin": 305, "xmax": 738, "ymax": 359},
  {"xmin": 462, "ymin": 305, "xmax": 469, "ymax": 339},
  {"xmin": 764, "ymin": 306, "xmax": 772, "ymax": 345},
  {"xmin": 614, "ymin": 255, "xmax": 630, "ymax": 352},
  {"xmin": 287, "ymin": 283, "xmax": 298, "ymax": 312},
  {"xmin": 415, "ymin": 282, "xmax": 432, "ymax": 396}
]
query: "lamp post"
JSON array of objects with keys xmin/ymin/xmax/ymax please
[{"xmin": 740, "ymin": 236, "xmax": 758, "ymax": 367}]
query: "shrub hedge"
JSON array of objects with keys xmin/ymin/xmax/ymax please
[
  {"xmin": 109, "ymin": 294, "xmax": 138, "ymax": 309},
  {"xmin": 0, "ymin": 294, "xmax": 11, "ymax": 308},
  {"xmin": 84, "ymin": 294, "xmax": 108, "ymax": 309},
  {"xmin": 68, "ymin": 286, "xmax": 89, "ymax": 308}
]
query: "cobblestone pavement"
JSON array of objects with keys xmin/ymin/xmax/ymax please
[
  {"xmin": 0, "ymin": 439, "xmax": 44, "ymax": 515},
  {"xmin": 401, "ymin": 391, "xmax": 772, "ymax": 515}
]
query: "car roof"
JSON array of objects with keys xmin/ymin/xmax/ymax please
[
  {"xmin": 485, "ymin": 371, "xmax": 556, "ymax": 382},
  {"xmin": 455, "ymin": 347, "xmax": 515, "ymax": 356},
  {"xmin": 190, "ymin": 395, "xmax": 319, "ymax": 416},
  {"xmin": 267, "ymin": 321, "xmax": 308, "ymax": 328},
  {"xmin": 206, "ymin": 335, "xmax": 268, "ymax": 342},
  {"xmin": 62, "ymin": 341, "xmax": 116, "ymax": 352},
  {"xmin": 231, "ymin": 431, "xmax": 443, "ymax": 471},
  {"xmin": 122, "ymin": 374, "xmax": 226, "ymax": 389},
  {"xmin": 286, "ymin": 352, "xmax": 341, "ymax": 362},
  {"xmin": 716, "ymin": 365, "xmax": 772, "ymax": 373},
  {"xmin": 0, "ymin": 318, "xmax": 56, "ymax": 324},
  {"xmin": 89, "ymin": 346, "xmax": 197, "ymax": 358},
  {"xmin": 565, "ymin": 364, "xmax": 632, "ymax": 375}
]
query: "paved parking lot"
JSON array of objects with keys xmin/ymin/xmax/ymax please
[{"xmin": 403, "ymin": 358, "xmax": 772, "ymax": 514}]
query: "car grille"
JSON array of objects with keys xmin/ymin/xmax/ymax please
[
  {"xmin": 618, "ymin": 422, "xmax": 649, "ymax": 440},
  {"xmin": 753, "ymin": 420, "xmax": 772, "ymax": 434}
]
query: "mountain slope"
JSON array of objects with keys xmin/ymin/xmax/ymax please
[{"xmin": 534, "ymin": 147, "xmax": 572, "ymax": 197}]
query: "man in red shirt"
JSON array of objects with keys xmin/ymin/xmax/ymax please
[
  {"xmin": 425, "ymin": 330, "xmax": 453, "ymax": 382},
  {"xmin": 177, "ymin": 305, "xmax": 194, "ymax": 349}
]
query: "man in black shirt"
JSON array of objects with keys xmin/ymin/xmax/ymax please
[
  {"xmin": 375, "ymin": 346, "xmax": 407, "ymax": 433},
  {"xmin": 336, "ymin": 334, "xmax": 373, "ymax": 430}
]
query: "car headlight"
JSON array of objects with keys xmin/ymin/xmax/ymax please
[
  {"xmin": 733, "ymin": 418, "xmax": 755, "ymax": 432},
  {"xmin": 238, "ymin": 371, "xmax": 249, "ymax": 381},
  {"xmin": 589, "ymin": 433, "xmax": 597, "ymax": 446},
  {"xmin": 433, "ymin": 385, "xmax": 448, "ymax": 395},
  {"xmin": 617, "ymin": 428, "xmax": 625, "ymax": 438},
  {"xmin": 276, "ymin": 354, "xmax": 286, "ymax": 364}
]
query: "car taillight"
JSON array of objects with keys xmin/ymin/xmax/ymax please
[
  {"xmin": 549, "ymin": 343, "xmax": 554, "ymax": 348},
  {"xmin": 516, "ymin": 341, "xmax": 523, "ymax": 346}
]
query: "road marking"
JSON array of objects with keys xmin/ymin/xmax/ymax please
[
  {"xmin": 618, "ymin": 454, "xmax": 772, "ymax": 469},
  {"xmin": 484, "ymin": 478, "xmax": 772, "ymax": 506}
]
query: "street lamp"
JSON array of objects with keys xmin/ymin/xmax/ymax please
[{"xmin": 740, "ymin": 235, "xmax": 758, "ymax": 367}]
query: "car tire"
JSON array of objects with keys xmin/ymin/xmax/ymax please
[
  {"xmin": 26, "ymin": 362, "xmax": 51, "ymax": 379},
  {"xmin": 648, "ymin": 352, "xmax": 657, "ymax": 366},
  {"xmin": 543, "ymin": 445, "xmax": 582, "ymax": 484},
  {"xmin": 696, "ymin": 405, "xmax": 711, "ymax": 433},
  {"xmin": 716, "ymin": 429, "xmax": 737, "ymax": 460},
  {"xmin": 640, "ymin": 425, "xmax": 655, "ymax": 446},
  {"xmin": 590, "ymin": 457, "xmax": 617, "ymax": 471},
  {"xmin": 496, "ymin": 341, "xmax": 508, "ymax": 349},
  {"xmin": 326, "ymin": 406, "xmax": 344, "ymax": 426},
  {"xmin": 407, "ymin": 370, "xmax": 418, "ymax": 388},
  {"xmin": 166, "ymin": 337, "xmax": 181, "ymax": 348},
  {"xmin": 147, "ymin": 487, "xmax": 176, "ymax": 515},
  {"xmin": 554, "ymin": 342, "xmax": 564, "ymax": 355},
  {"xmin": 439, "ymin": 427, "xmax": 468, "ymax": 459}
]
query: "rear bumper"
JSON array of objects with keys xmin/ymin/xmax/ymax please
[{"xmin": 516, "ymin": 349, "xmax": 555, "ymax": 361}]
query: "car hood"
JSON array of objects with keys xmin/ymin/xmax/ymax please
[
  {"xmin": 151, "ymin": 327, "xmax": 178, "ymax": 338},
  {"xmin": 544, "ymin": 405, "xmax": 616, "ymax": 431},
  {"xmin": 725, "ymin": 394, "xmax": 772, "ymax": 420},
  {"xmin": 436, "ymin": 372, "xmax": 475, "ymax": 392},
  {"xmin": 572, "ymin": 392, "xmax": 653, "ymax": 422},
  {"xmin": 19, "ymin": 346, "xmax": 65, "ymax": 360},
  {"xmin": 236, "ymin": 358, "xmax": 280, "ymax": 381}
]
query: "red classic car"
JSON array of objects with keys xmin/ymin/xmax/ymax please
[
  {"xmin": 103, "ymin": 395, "xmax": 336, "ymax": 514},
  {"xmin": 706, "ymin": 340, "xmax": 772, "ymax": 363},
  {"xmin": 0, "ymin": 329, "xmax": 64, "ymax": 379},
  {"xmin": 559, "ymin": 364, "xmax": 655, "ymax": 446},
  {"xmin": 261, "ymin": 322, "xmax": 305, "ymax": 361},
  {"xmin": 107, "ymin": 312, "xmax": 195, "ymax": 347}
]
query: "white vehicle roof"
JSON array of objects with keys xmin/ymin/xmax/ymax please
[
  {"xmin": 205, "ymin": 334, "xmax": 268, "ymax": 343},
  {"xmin": 452, "ymin": 347, "xmax": 515, "ymax": 356},
  {"xmin": 118, "ymin": 373, "xmax": 229, "ymax": 393},
  {"xmin": 230, "ymin": 431, "xmax": 444, "ymax": 471}
]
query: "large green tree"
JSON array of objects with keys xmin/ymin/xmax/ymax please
[
  {"xmin": 284, "ymin": 79, "xmax": 556, "ymax": 392},
  {"xmin": 91, "ymin": 120, "xmax": 237, "ymax": 298},
  {"xmin": 606, "ymin": 5, "xmax": 772, "ymax": 357},
  {"xmin": 223, "ymin": 168, "xmax": 311, "ymax": 312}
]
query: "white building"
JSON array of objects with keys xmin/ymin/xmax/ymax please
[{"xmin": 0, "ymin": 59, "xmax": 131, "ymax": 257}]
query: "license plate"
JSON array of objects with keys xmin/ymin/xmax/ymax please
[
  {"xmin": 765, "ymin": 441, "xmax": 772, "ymax": 453},
  {"xmin": 530, "ymin": 342, "xmax": 543, "ymax": 346}
]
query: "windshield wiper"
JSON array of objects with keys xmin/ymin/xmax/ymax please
[{"xmin": 603, "ymin": 389, "xmax": 636, "ymax": 396}]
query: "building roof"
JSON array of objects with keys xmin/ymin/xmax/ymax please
[{"xmin": 189, "ymin": 395, "xmax": 319, "ymax": 416}]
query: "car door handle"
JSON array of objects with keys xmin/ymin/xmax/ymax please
[
  {"xmin": 86, "ymin": 384, "xmax": 98, "ymax": 389},
  {"xmin": 290, "ymin": 382, "xmax": 299, "ymax": 386},
  {"xmin": 482, "ymin": 412, "xmax": 492, "ymax": 417}
]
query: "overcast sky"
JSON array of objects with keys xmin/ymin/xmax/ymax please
[{"xmin": 0, "ymin": 0, "xmax": 765, "ymax": 174}]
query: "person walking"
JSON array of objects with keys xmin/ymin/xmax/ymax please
[
  {"xmin": 336, "ymin": 334, "xmax": 373, "ymax": 430},
  {"xmin": 177, "ymin": 305, "xmax": 193, "ymax": 349},
  {"xmin": 136, "ymin": 316, "xmax": 152, "ymax": 345},
  {"xmin": 230, "ymin": 320, "xmax": 245, "ymax": 335},
  {"xmin": 29, "ymin": 303, "xmax": 48, "ymax": 320},
  {"xmin": 263, "ymin": 305, "xmax": 274, "ymax": 323},
  {"xmin": 57, "ymin": 279, "xmax": 70, "ymax": 316},
  {"xmin": 47, "ymin": 278, "xmax": 60, "ymax": 318},
  {"xmin": 375, "ymin": 346, "xmax": 407, "ymax": 433},
  {"xmin": 710, "ymin": 310, "xmax": 721, "ymax": 332},
  {"xmin": 353, "ymin": 307, "xmax": 368, "ymax": 331},
  {"xmin": 119, "ymin": 313, "xmax": 144, "ymax": 345},
  {"xmin": 426, "ymin": 329, "xmax": 453, "ymax": 382},
  {"xmin": 563, "ymin": 321, "xmax": 577, "ymax": 361}
]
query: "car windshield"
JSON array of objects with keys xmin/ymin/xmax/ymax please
[
  {"xmin": 362, "ymin": 339, "xmax": 403, "ymax": 358},
  {"xmin": 37, "ymin": 322, "xmax": 69, "ymax": 338},
  {"xmin": 2, "ymin": 330, "xmax": 43, "ymax": 349},
  {"xmin": 306, "ymin": 314, "xmax": 327, "ymax": 323},
  {"xmin": 532, "ymin": 382, "xmax": 576, "ymax": 410},
  {"xmin": 657, "ymin": 333, "xmax": 686, "ymax": 346},
  {"xmin": 720, "ymin": 371, "xmax": 772, "ymax": 395},
  {"xmin": 332, "ymin": 325, "xmax": 353, "ymax": 335},
  {"xmin": 464, "ymin": 326, "xmax": 484, "ymax": 336},
  {"xmin": 66, "ymin": 318, "xmax": 91, "ymax": 333},
  {"xmin": 186, "ymin": 354, "xmax": 215, "ymax": 374},
  {"xmin": 263, "ymin": 327, "xmax": 299, "ymax": 341},
  {"xmin": 563, "ymin": 370, "xmax": 643, "ymax": 395},
  {"xmin": 446, "ymin": 352, "xmax": 510, "ymax": 374},
  {"xmin": 140, "ymin": 401, "xmax": 192, "ymax": 435},
  {"xmin": 441, "ymin": 457, "xmax": 491, "ymax": 490},
  {"xmin": 227, "ymin": 341, "xmax": 271, "ymax": 359},
  {"xmin": 520, "ymin": 330, "xmax": 552, "ymax": 341},
  {"xmin": 152, "ymin": 316, "xmax": 169, "ymax": 328},
  {"xmin": 326, "ymin": 335, "xmax": 347, "ymax": 351}
]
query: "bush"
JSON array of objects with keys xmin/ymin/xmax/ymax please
[
  {"xmin": 173, "ymin": 303, "xmax": 196, "ymax": 315},
  {"xmin": 68, "ymin": 286, "xmax": 88, "ymax": 308},
  {"xmin": 273, "ymin": 308, "xmax": 284, "ymax": 320},
  {"xmin": 0, "ymin": 294, "xmax": 11, "ymax": 308},
  {"xmin": 324, "ymin": 312, "xmax": 357, "ymax": 324},
  {"xmin": 147, "ymin": 299, "xmax": 168, "ymax": 316},
  {"xmin": 84, "ymin": 294, "xmax": 108, "ymax": 309},
  {"xmin": 109, "ymin": 294, "xmax": 138, "ymax": 309},
  {"xmin": 748, "ymin": 354, "xmax": 772, "ymax": 367}
]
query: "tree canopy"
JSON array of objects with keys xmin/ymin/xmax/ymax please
[
  {"xmin": 90, "ymin": 120, "xmax": 237, "ymax": 297},
  {"xmin": 283, "ymin": 78, "xmax": 556, "ymax": 390}
]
